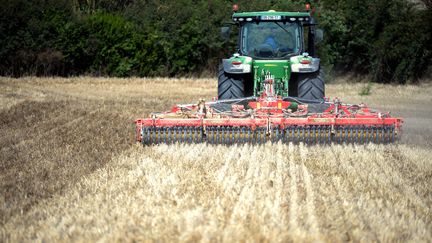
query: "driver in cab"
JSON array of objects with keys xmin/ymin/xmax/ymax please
[{"xmin": 256, "ymin": 34, "xmax": 293, "ymax": 57}]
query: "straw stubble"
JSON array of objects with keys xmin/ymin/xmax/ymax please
[{"xmin": 1, "ymin": 77, "xmax": 431, "ymax": 241}]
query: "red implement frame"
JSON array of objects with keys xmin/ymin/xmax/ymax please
[{"xmin": 135, "ymin": 96, "xmax": 403, "ymax": 142}]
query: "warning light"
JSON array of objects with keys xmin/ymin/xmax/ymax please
[
  {"xmin": 306, "ymin": 3, "xmax": 311, "ymax": 11},
  {"xmin": 233, "ymin": 4, "xmax": 239, "ymax": 12}
]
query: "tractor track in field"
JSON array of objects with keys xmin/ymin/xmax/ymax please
[
  {"xmin": 374, "ymin": 147, "xmax": 431, "ymax": 228},
  {"xmin": 316, "ymin": 146, "xmax": 353, "ymax": 240},
  {"xmin": 287, "ymin": 145, "xmax": 299, "ymax": 233},
  {"xmin": 343, "ymin": 146, "xmax": 380, "ymax": 241},
  {"xmin": 284, "ymin": 144, "xmax": 321, "ymax": 238},
  {"xmin": 274, "ymin": 145, "xmax": 289, "ymax": 232},
  {"xmin": 299, "ymin": 150, "xmax": 320, "ymax": 236},
  {"xmin": 381, "ymin": 150, "xmax": 430, "ymax": 214},
  {"xmin": 319, "ymin": 145, "xmax": 376, "ymax": 240},
  {"xmin": 224, "ymin": 146, "xmax": 258, "ymax": 234},
  {"xmin": 329, "ymin": 175, "xmax": 364, "ymax": 240}
]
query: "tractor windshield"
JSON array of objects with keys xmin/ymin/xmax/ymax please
[{"xmin": 241, "ymin": 22, "xmax": 302, "ymax": 59}]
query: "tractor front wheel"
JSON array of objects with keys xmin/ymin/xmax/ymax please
[
  {"xmin": 298, "ymin": 69, "xmax": 325, "ymax": 100},
  {"xmin": 218, "ymin": 66, "xmax": 245, "ymax": 100}
]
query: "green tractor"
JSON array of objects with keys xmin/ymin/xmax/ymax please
[{"xmin": 219, "ymin": 7, "xmax": 324, "ymax": 101}]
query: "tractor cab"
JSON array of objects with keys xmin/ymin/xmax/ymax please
[
  {"xmin": 219, "ymin": 6, "xmax": 324, "ymax": 100},
  {"xmin": 232, "ymin": 10, "xmax": 317, "ymax": 58},
  {"xmin": 240, "ymin": 20, "xmax": 302, "ymax": 59}
]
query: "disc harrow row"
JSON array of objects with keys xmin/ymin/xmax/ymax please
[
  {"xmin": 136, "ymin": 90, "xmax": 403, "ymax": 145},
  {"xmin": 141, "ymin": 125, "xmax": 398, "ymax": 145}
]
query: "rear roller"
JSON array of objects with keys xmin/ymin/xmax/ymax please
[
  {"xmin": 142, "ymin": 127, "xmax": 203, "ymax": 145},
  {"xmin": 140, "ymin": 125, "xmax": 399, "ymax": 145}
]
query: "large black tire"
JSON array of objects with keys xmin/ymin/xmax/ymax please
[
  {"xmin": 218, "ymin": 66, "xmax": 244, "ymax": 100},
  {"xmin": 298, "ymin": 68, "xmax": 325, "ymax": 100}
]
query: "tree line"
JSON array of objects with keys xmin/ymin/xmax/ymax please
[{"xmin": 0, "ymin": 0, "xmax": 430, "ymax": 83}]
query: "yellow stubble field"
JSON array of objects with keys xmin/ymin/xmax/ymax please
[{"xmin": 0, "ymin": 77, "xmax": 431, "ymax": 242}]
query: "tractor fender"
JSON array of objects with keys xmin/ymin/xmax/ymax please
[
  {"xmin": 290, "ymin": 56, "xmax": 320, "ymax": 73},
  {"xmin": 222, "ymin": 56, "xmax": 253, "ymax": 74}
]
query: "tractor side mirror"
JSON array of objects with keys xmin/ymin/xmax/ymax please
[
  {"xmin": 315, "ymin": 29, "xmax": 324, "ymax": 43},
  {"xmin": 220, "ymin": 26, "xmax": 231, "ymax": 41}
]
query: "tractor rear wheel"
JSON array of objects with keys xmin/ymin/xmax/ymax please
[
  {"xmin": 298, "ymin": 68, "xmax": 325, "ymax": 100},
  {"xmin": 218, "ymin": 66, "xmax": 244, "ymax": 100}
]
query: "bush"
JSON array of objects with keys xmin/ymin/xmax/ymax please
[
  {"xmin": 57, "ymin": 12, "xmax": 163, "ymax": 76},
  {"xmin": 0, "ymin": 0, "xmax": 430, "ymax": 82},
  {"xmin": 0, "ymin": 0, "xmax": 72, "ymax": 76},
  {"xmin": 318, "ymin": 0, "xmax": 431, "ymax": 83},
  {"xmin": 372, "ymin": 5, "xmax": 431, "ymax": 83}
]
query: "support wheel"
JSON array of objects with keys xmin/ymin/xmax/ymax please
[
  {"xmin": 298, "ymin": 68, "xmax": 325, "ymax": 100},
  {"xmin": 218, "ymin": 65, "xmax": 244, "ymax": 100}
]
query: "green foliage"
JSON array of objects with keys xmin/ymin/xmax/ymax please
[
  {"xmin": 372, "ymin": 3, "xmax": 431, "ymax": 83},
  {"xmin": 317, "ymin": 0, "xmax": 431, "ymax": 83},
  {"xmin": 359, "ymin": 80, "xmax": 373, "ymax": 96},
  {"xmin": 0, "ymin": 0, "xmax": 430, "ymax": 83},
  {"xmin": 77, "ymin": 13, "xmax": 139, "ymax": 76},
  {"xmin": 0, "ymin": 0, "xmax": 73, "ymax": 76},
  {"xmin": 123, "ymin": 0, "xmax": 229, "ymax": 76}
]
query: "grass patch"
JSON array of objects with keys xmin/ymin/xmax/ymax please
[{"xmin": 359, "ymin": 80, "xmax": 373, "ymax": 96}]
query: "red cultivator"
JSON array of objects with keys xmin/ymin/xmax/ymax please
[{"xmin": 135, "ymin": 85, "xmax": 403, "ymax": 145}]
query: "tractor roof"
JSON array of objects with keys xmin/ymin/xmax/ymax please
[{"xmin": 232, "ymin": 11, "xmax": 311, "ymax": 23}]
